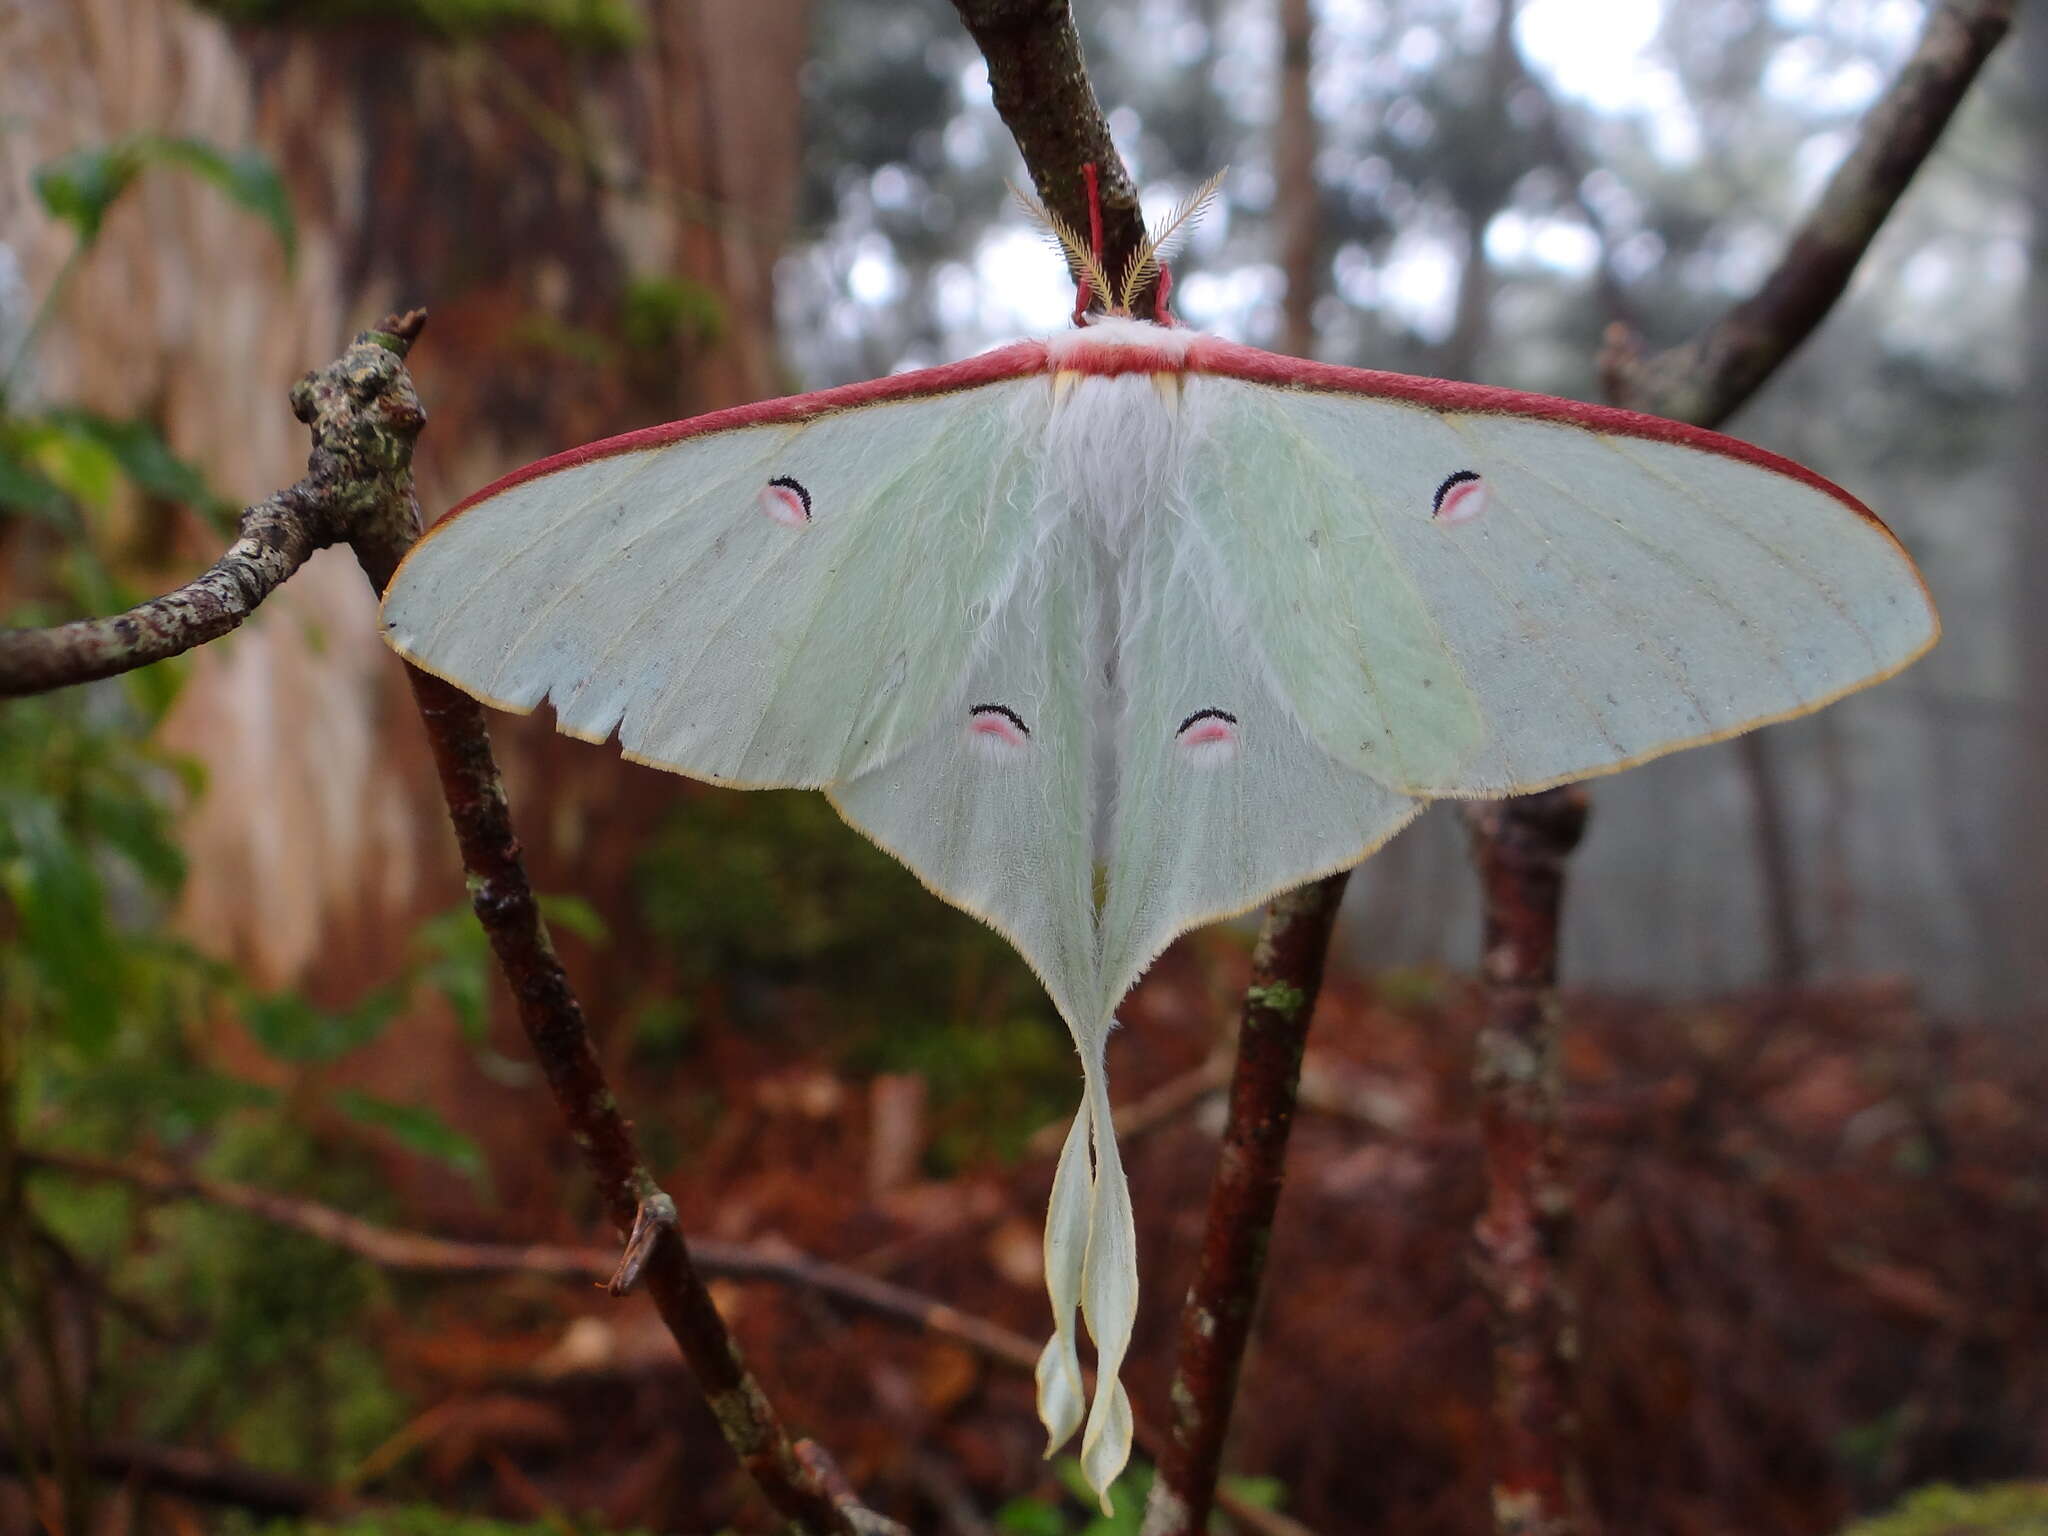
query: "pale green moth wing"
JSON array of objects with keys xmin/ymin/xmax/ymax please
[
  {"xmin": 828, "ymin": 548, "xmax": 1101, "ymax": 1033},
  {"xmin": 1065, "ymin": 491, "xmax": 1421, "ymax": 1499},
  {"xmin": 383, "ymin": 378, "xmax": 1049, "ymax": 789},
  {"xmin": 1179, "ymin": 374, "xmax": 1938, "ymax": 796},
  {"xmin": 1094, "ymin": 504, "xmax": 1424, "ymax": 1014},
  {"xmin": 828, "ymin": 548, "xmax": 1114, "ymax": 1471},
  {"xmin": 1170, "ymin": 379, "xmax": 1487, "ymax": 792}
]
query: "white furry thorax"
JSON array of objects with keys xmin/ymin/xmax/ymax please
[
  {"xmin": 1043, "ymin": 315, "xmax": 1201, "ymax": 369},
  {"xmin": 1040, "ymin": 318, "xmax": 1203, "ymax": 552}
]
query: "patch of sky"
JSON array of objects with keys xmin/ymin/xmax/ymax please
[
  {"xmin": 847, "ymin": 234, "xmax": 903, "ymax": 307},
  {"xmin": 1612, "ymin": 229, "xmax": 1666, "ymax": 284},
  {"xmin": 1515, "ymin": 0, "xmax": 1662, "ymax": 112},
  {"xmin": 1763, "ymin": 37, "xmax": 1885, "ymax": 114},
  {"xmin": 1210, "ymin": 2, "xmax": 1277, "ymax": 117},
  {"xmin": 871, "ymin": 164, "xmax": 917, "ymax": 212},
  {"xmin": 1515, "ymin": 0, "xmax": 1701, "ymax": 164},
  {"xmin": 1377, "ymin": 222, "xmax": 1460, "ymax": 341},
  {"xmin": 943, "ymin": 116, "xmax": 987, "ymax": 171},
  {"xmin": 1177, "ymin": 263, "xmax": 1282, "ymax": 340},
  {"xmin": 1484, "ymin": 210, "xmax": 1599, "ymax": 278},
  {"xmin": 972, "ymin": 226, "xmax": 1077, "ymax": 337},
  {"xmin": 1791, "ymin": 129, "xmax": 1854, "ymax": 207},
  {"xmin": 1394, "ymin": 24, "xmax": 1442, "ymax": 74}
]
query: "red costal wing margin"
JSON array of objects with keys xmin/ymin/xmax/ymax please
[
  {"xmin": 1184, "ymin": 336, "xmax": 1893, "ymax": 533},
  {"xmin": 414, "ymin": 331, "xmax": 1909, "ymax": 574},
  {"xmin": 430, "ymin": 340, "xmax": 1051, "ymax": 527}
]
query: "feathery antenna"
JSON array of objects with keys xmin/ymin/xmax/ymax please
[
  {"xmin": 1118, "ymin": 168, "xmax": 1228, "ymax": 316},
  {"xmin": 1011, "ymin": 180, "xmax": 1113, "ymax": 317}
]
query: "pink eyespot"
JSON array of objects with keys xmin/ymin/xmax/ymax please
[
  {"xmin": 1176, "ymin": 708, "xmax": 1238, "ymax": 755},
  {"xmin": 759, "ymin": 475, "xmax": 811, "ymax": 526},
  {"xmin": 1432, "ymin": 469, "xmax": 1487, "ymax": 524},
  {"xmin": 968, "ymin": 702, "xmax": 1030, "ymax": 749}
]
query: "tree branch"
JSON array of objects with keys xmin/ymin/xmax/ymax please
[
  {"xmin": 1139, "ymin": 874, "xmax": 1350, "ymax": 1536},
  {"xmin": 320, "ymin": 332, "xmax": 873, "ymax": 1532},
  {"xmin": 1607, "ymin": 0, "xmax": 2015, "ymax": 431},
  {"xmin": 1463, "ymin": 6, "xmax": 2015, "ymax": 1534},
  {"xmin": 22, "ymin": 1145, "xmax": 1311, "ymax": 1536},
  {"xmin": 0, "ymin": 1431, "xmax": 339, "ymax": 1519},
  {"xmin": 946, "ymin": 0, "xmax": 1150, "ymax": 307},
  {"xmin": 948, "ymin": 7, "xmax": 1354, "ymax": 1528},
  {"xmin": 21, "ymin": 1147, "xmax": 1044, "ymax": 1373},
  {"xmin": 1461, "ymin": 790, "xmax": 1592, "ymax": 1536},
  {"xmin": 0, "ymin": 315, "xmax": 429, "ymax": 698},
  {"xmin": 1275, "ymin": 0, "xmax": 1319, "ymax": 358}
]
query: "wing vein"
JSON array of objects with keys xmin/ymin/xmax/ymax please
[
  {"xmin": 1440, "ymin": 417, "xmax": 1721, "ymax": 730},
  {"xmin": 1596, "ymin": 433, "xmax": 1880, "ymax": 664}
]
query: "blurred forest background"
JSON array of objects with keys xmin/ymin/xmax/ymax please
[{"xmin": 1, "ymin": 0, "xmax": 2044, "ymax": 1533}]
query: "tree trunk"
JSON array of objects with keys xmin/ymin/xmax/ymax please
[
  {"xmin": 0, "ymin": 0, "xmax": 809, "ymax": 1139},
  {"xmin": 1275, "ymin": 0, "xmax": 1317, "ymax": 359},
  {"xmin": 2008, "ymin": 2, "xmax": 2048, "ymax": 1003}
]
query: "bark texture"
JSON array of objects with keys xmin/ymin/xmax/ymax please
[
  {"xmin": 1463, "ymin": 791, "xmax": 1592, "ymax": 1536},
  {"xmin": 1275, "ymin": 0, "xmax": 1318, "ymax": 359},
  {"xmin": 1140, "ymin": 875, "xmax": 1351, "ymax": 1536},
  {"xmin": 0, "ymin": 0, "xmax": 810, "ymax": 1001},
  {"xmin": 1609, "ymin": 0, "xmax": 2017, "ymax": 432},
  {"xmin": 948, "ymin": 0, "xmax": 1150, "ymax": 306}
]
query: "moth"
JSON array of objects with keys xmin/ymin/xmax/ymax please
[{"xmin": 381, "ymin": 175, "xmax": 1937, "ymax": 1505}]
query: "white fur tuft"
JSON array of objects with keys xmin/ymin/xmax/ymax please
[{"xmin": 1044, "ymin": 317, "xmax": 1200, "ymax": 367}]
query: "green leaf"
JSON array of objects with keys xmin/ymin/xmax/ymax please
[
  {"xmin": 1, "ymin": 793, "xmax": 123, "ymax": 1050},
  {"xmin": 41, "ymin": 408, "xmax": 235, "ymax": 525},
  {"xmin": 994, "ymin": 1499, "xmax": 1068, "ymax": 1536},
  {"xmin": 412, "ymin": 902, "xmax": 491, "ymax": 1041},
  {"xmin": 190, "ymin": 0, "xmax": 645, "ymax": 52},
  {"xmin": 78, "ymin": 785, "xmax": 186, "ymax": 895},
  {"xmin": 1218, "ymin": 1474, "xmax": 1284, "ymax": 1513},
  {"xmin": 538, "ymin": 892, "xmax": 608, "ymax": 945},
  {"xmin": 33, "ymin": 144, "xmax": 136, "ymax": 246},
  {"xmin": 332, "ymin": 1090, "xmax": 486, "ymax": 1181},
  {"xmin": 0, "ymin": 440, "xmax": 78, "ymax": 526},
  {"xmin": 68, "ymin": 1061, "xmax": 277, "ymax": 1139},
  {"xmin": 1842, "ymin": 1483, "xmax": 2048, "ymax": 1536},
  {"xmin": 24, "ymin": 420, "xmax": 123, "ymax": 509},
  {"xmin": 141, "ymin": 137, "xmax": 297, "ymax": 265},
  {"xmin": 242, "ymin": 989, "xmax": 399, "ymax": 1064},
  {"xmin": 33, "ymin": 135, "xmax": 295, "ymax": 263},
  {"xmin": 619, "ymin": 274, "xmax": 727, "ymax": 351}
]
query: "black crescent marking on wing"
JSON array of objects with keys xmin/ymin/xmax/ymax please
[
  {"xmin": 1176, "ymin": 708, "xmax": 1239, "ymax": 736},
  {"xmin": 767, "ymin": 475, "xmax": 812, "ymax": 519},
  {"xmin": 1431, "ymin": 469, "xmax": 1481, "ymax": 515},
  {"xmin": 969, "ymin": 702, "xmax": 1030, "ymax": 736}
]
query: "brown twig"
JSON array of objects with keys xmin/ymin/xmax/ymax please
[
  {"xmin": 796, "ymin": 1442, "xmax": 913, "ymax": 1536},
  {"xmin": 0, "ymin": 1432, "xmax": 341, "ymax": 1519},
  {"xmin": 1603, "ymin": 0, "xmax": 2012, "ymax": 996},
  {"xmin": 1459, "ymin": 6, "xmax": 2014, "ymax": 1532},
  {"xmin": 1140, "ymin": 874, "xmax": 1351, "ymax": 1536},
  {"xmin": 0, "ymin": 317, "xmax": 428, "ymax": 699},
  {"xmin": 0, "ymin": 306, "xmax": 873, "ymax": 1529},
  {"xmin": 20, "ymin": 1147, "xmax": 1045, "ymax": 1373},
  {"xmin": 1275, "ymin": 0, "xmax": 1318, "ymax": 358},
  {"xmin": 317, "ymin": 314, "xmax": 862, "ymax": 1536},
  {"xmin": 946, "ymin": 6, "xmax": 1358, "ymax": 1527},
  {"xmin": 1606, "ymin": 0, "xmax": 2015, "ymax": 433},
  {"xmin": 1461, "ymin": 791, "xmax": 1592, "ymax": 1536},
  {"xmin": 22, "ymin": 1146, "xmax": 1312, "ymax": 1535},
  {"xmin": 385, "ymin": 682, "xmax": 853, "ymax": 1536},
  {"xmin": 1025, "ymin": 1042, "xmax": 1417, "ymax": 1159},
  {"xmin": 946, "ymin": 0, "xmax": 1150, "ymax": 308},
  {"xmin": 1738, "ymin": 731, "xmax": 1809, "ymax": 988}
]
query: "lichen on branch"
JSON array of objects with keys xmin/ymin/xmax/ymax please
[{"xmin": 0, "ymin": 314, "xmax": 427, "ymax": 699}]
